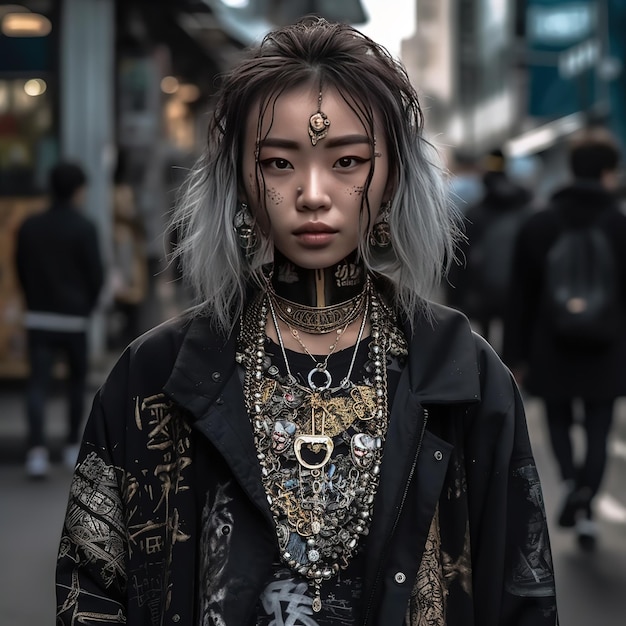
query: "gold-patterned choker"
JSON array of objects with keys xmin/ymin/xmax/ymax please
[{"xmin": 267, "ymin": 277, "xmax": 370, "ymax": 335}]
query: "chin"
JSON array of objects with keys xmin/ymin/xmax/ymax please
[{"xmin": 283, "ymin": 252, "xmax": 347, "ymax": 270}]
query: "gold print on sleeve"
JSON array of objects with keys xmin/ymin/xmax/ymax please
[
  {"xmin": 406, "ymin": 508, "xmax": 472, "ymax": 626},
  {"xmin": 125, "ymin": 394, "xmax": 193, "ymax": 613}
]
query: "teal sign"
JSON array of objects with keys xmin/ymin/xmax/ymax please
[{"xmin": 527, "ymin": 0, "xmax": 597, "ymax": 117}]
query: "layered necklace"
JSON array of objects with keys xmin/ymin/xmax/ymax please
[{"xmin": 238, "ymin": 277, "xmax": 407, "ymax": 613}]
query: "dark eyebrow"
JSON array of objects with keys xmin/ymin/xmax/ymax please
[
  {"xmin": 259, "ymin": 138, "xmax": 300, "ymax": 150},
  {"xmin": 324, "ymin": 134, "xmax": 371, "ymax": 148},
  {"xmin": 259, "ymin": 134, "xmax": 371, "ymax": 150}
]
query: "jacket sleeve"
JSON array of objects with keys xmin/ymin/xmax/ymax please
[
  {"xmin": 56, "ymin": 359, "xmax": 129, "ymax": 624},
  {"xmin": 467, "ymin": 337, "xmax": 558, "ymax": 626}
]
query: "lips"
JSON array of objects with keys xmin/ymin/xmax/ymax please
[{"xmin": 293, "ymin": 222, "xmax": 337, "ymax": 235}]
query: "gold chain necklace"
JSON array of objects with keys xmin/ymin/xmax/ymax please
[
  {"xmin": 268, "ymin": 290, "xmax": 369, "ymax": 393},
  {"xmin": 238, "ymin": 286, "xmax": 394, "ymax": 614},
  {"xmin": 266, "ymin": 277, "xmax": 369, "ymax": 335}
]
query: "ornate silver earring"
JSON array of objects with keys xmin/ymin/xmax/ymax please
[
  {"xmin": 370, "ymin": 202, "xmax": 392, "ymax": 248},
  {"xmin": 234, "ymin": 202, "xmax": 258, "ymax": 254}
]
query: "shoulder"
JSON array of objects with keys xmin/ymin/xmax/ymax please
[
  {"xmin": 101, "ymin": 313, "xmax": 199, "ymax": 391},
  {"xmin": 71, "ymin": 210, "xmax": 99, "ymax": 234},
  {"xmin": 104, "ymin": 311, "xmax": 231, "ymax": 389},
  {"xmin": 128, "ymin": 313, "xmax": 194, "ymax": 358},
  {"xmin": 407, "ymin": 302, "xmax": 517, "ymax": 411},
  {"xmin": 17, "ymin": 211, "xmax": 44, "ymax": 234},
  {"xmin": 518, "ymin": 206, "xmax": 557, "ymax": 232}
]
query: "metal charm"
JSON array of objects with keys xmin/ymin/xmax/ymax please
[
  {"xmin": 308, "ymin": 366, "xmax": 332, "ymax": 391},
  {"xmin": 308, "ymin": 90, "xmax": 330, "ymax": 146},
  {"xmin": 308, "ymin": 111, "xmax": 330, "ymax": 146},
  {"xmin": 294, "ymin": 435, "xmax": 334, "ymax": 470}
]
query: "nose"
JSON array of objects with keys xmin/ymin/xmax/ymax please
[{"xmin": 296, "ymin": 169, "xmax": 331, "ymax": 212}]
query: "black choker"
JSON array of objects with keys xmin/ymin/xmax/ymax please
[{"xmin": 266, "ymin": 278, "xmax": 370, "ymax": 335}]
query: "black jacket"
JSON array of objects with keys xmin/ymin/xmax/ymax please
[
  {"xmin": 56, "ymin": 303, "xmax": 557, "ymax": 625},
  {"xmin": 16, "ymin": 203, "xmax": 104, "ymax": 317},
  {"xmin": 503, "ymin": 182, "xmax": 626, "ymax": 399}
]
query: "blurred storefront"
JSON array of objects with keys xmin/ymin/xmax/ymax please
[
  {"xmin": 0, "ymin": 0, "xmax": 369, "ymax": 378},
  {"xmin": 404, "ymin": 0, "xmax": 520, "ymax": 158},
  {"xmin": 402, "ymin": 0, "xmax": 626, "ymax": 195},
  {"xmin": 0, "ymin": 0, "xmax": 114, "ymax": 377},
  {"xmin": 509, "ymin": 0, "xmax": 626, "ymax": 193}
]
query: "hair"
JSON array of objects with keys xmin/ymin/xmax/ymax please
[
  {"xmin": 49, "ymin": 162, "xmax": 87, "ymax": 202},
  {"xmin": 569, "ymin": 127, "xmax": 621, "ymax": 180},
  {"xmin": 172, "ymin": 18, "xmax": 460, "ymax": 332}
]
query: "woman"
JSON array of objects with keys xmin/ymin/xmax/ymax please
[{"xmin": 56, "ymin": 19, "xmax": 557, "ymax": 626}]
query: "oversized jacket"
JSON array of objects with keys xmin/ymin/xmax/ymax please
[{"xmin": 56, "ymin": 302, "xmax": 558, "ymax": 625}]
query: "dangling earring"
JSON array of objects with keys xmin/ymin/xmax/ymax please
[
  {"xmin": 370, "ymin": 202, "xmax": 392, "ymax": 248},
  {"xmin": 234, "ymin": 202, "xmax": 258, "ymax": 254}
]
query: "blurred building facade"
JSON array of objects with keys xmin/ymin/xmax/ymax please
[
  {"xmin": 0, "ymin": 0, "xmax": 368, "ymax": 377},
  {"xmin": 405, "ymin": 0, "xmax": 626, "ymax": 194}
]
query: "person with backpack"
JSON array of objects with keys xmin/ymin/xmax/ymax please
[
  {"xmin": 504, "ymin": 128, "xmax": 626, "ymax": 550},
  {"xmin": 446, "ymin": 148, "xmax": 533, "ymax": 350}
]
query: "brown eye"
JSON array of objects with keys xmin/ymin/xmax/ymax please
[
  {"xmin": 260, "ymin": 158, "xmax": 292, "ymax": 171},
  {"xmin": 335, "ymin": 156, "xmax": 367, "ymax": 169}
]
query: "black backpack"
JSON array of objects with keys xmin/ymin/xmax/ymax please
[{"xmin": 543, "ymin": 212, "xmax": 621, "ymax": 347}]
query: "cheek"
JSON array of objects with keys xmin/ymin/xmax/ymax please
[
  {"xmin": 266, "ymin": 187, "xmax": 284, "ymax": 205},
  {"xmin": 345, "ymin": 186, "xmax": 364, "ymax": 197}
]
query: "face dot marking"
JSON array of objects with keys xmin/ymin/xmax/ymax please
[
  {"xmin": 267, "ymin": 187, "xmax": 284, "ymax": 205},
  {"xmin": 346, "ymin": 185, "xmax": 364, "ymax": 196}
]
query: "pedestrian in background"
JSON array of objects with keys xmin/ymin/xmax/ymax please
[
  {"xmin": 447, "ymin": 148, "xmax": 533, "ymax": 351},
  {"xmin": 504, "ymin": 128, "xmax": 626, "ymax": 550},
  {"xmin": 56, "ymin": 19, "xmax": 556, "ymax": 625},
  {"xmin": 15, "ymin": 162, "xmax": 103, "ymax": 478}
]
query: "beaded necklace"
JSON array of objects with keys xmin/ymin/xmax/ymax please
[{"xmin": 238, "ymin": 284, "xmax": 404, "ymax": 613}]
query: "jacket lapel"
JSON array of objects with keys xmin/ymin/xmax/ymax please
[
  {"xmin": 363, "ymin": 304, "xmax": 480, "ymax": 612},
  {"xmin": 163, "ymin": 316, "xmax": 273, "ymax": 526},
  {"xmin": 369, "ymin": 303, "xmax": 480, "ymax": 544},
  {"xmin": 405, "ymin": 302, "xmax": 481, "ymax": 405}
]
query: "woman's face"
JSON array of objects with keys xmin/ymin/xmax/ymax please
[{"xmin": 241, "ymin": 84, "xmax": 390, "ymax": 270}]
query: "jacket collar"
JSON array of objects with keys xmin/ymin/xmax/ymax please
[
  {"xmin": 163, "ymin": 302, "xmax": 481, "ymax": 413},
  {"xmin": 403, "ymin": 302, "xmax": 481, "ymax": 405},
  {"xmin": 163, "ymin": 313, "xmax": 239, "ymax": 418}
]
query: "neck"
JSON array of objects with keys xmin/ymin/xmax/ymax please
[{"xmin": 271, "ymin": 250, "xmax": 367, "ymax": 308}]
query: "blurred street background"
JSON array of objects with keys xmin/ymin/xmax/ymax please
[{"xmin": 1, "ymin": 0, "xmax": 626, "ymax": 623}]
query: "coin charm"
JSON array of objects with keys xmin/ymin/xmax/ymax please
[
  {"xmin": 308, "ymin": 111, "xmax": 330, "ymax": 145},
  {"xmin": 312, "ymin": 595, "xmax": 322, "ymax": 613}
]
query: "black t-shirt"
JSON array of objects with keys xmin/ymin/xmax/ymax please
[{"xmin": 254, "ymin": 336, "xmax": 404, "ymax": 625}]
